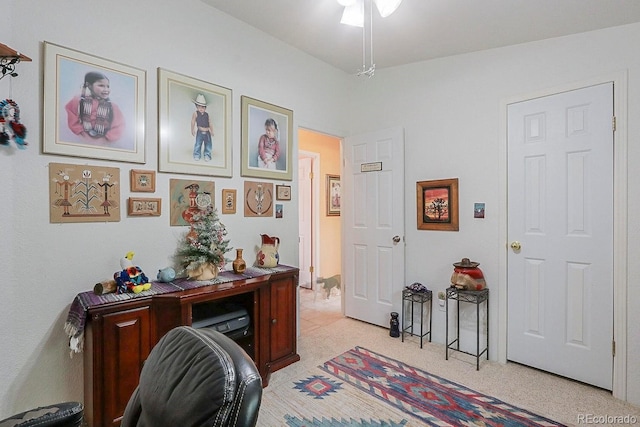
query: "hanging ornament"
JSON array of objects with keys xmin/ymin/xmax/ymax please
[{"xmin": 0, "ymin": 99, "xmax": 27, "ymax": 149}]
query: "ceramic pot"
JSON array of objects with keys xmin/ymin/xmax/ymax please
[
  {"xmin": 233, "ymin": 248, "xmax": 247, "ymax": 274},
  {"xmin": 256, "ymin": 234, "xmax": 280, "ymax": 268},
  {"xmin": 187, "ymin": 262, "xmax": 218, "ymax": 281},
  {"xmin": 450, "ymin": 257, "xmax": 486, "ymax": 290}
]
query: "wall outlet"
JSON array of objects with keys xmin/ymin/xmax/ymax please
[{"xmin": 437, "ymin": 291, "xmax": 446, "ymax": 311}]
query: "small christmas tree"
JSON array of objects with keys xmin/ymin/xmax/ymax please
[{"xmin": 175, "ymin": 206, "xmax": 231, "ymax": 280}]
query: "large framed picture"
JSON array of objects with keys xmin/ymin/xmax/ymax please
[
  {"xmin": 241, "ymin": 96, "xmax": 293, "ymax": 181},
  {"xmin": 158, "ymin": 68, "xmax": 232, "ymax": 177},
  {"xmin": 416, "ymin": 178, "xmax": 459, "ymax": 231},
  {"xmin": 43, "ymin": 42, "xmax": 146, "ymax": 163},
  {"xmin": 326, "ymin": 175, "xmax": 341, "ymax": 216}
]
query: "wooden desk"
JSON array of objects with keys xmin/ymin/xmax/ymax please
[{"xmin": 80, "ymin": 265, "xmax": 299, "ymax": 427}]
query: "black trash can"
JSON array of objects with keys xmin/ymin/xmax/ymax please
[{"xmin": 0, "ymin": 401, "xmax": 83, "ymax": 427}]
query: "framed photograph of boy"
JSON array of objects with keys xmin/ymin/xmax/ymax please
[
  {"xmin": 158, "ymin": 69, "xmax": 232, "ymax": 177},
  {"xmin": 241, "ymin": 96, "xmax": 293, "ymax": 181},
  {"xmin": 43, "ymin": 42, "xmax": 146, "ymax": 163}
]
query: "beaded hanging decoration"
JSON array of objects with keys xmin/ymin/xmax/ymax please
[{"xmin": 0, "ymin": 98, "xmax": 27, "ymax": 148}]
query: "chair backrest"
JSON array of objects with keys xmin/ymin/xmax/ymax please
[{"xmin": 121, "ymin": 326, "xmax": 262, "ymax": 427}]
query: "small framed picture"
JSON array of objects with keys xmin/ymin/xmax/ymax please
[
  {"xmin": 326, "ymin": 174, "xmax": 341, "ymax": 216},
  {"xmin": 416, "ymin": 178, "xmax": 459, "ymax": 231},
  {"xmin": 128, "ymin": 197, "xmax": 161, "ymax": 216},
  {"xmin": 130, "ymin": 169, "xmax": 156, "ymax": 192},
  {"xmin": 276, "ymin": 184, "xmax": 291, "ymax": 201},
  {"xmin": 221, "ymin": 189, "xmax": 237, "ymax": 214}
]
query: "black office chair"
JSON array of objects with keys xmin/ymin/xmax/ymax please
[
  {"xmin": 121, "ymin": 326, "xmax": 263, "ymax": 427},
  {"xmin": 0, "ymin": 402, "xmax": 83, "ymax": 427}
]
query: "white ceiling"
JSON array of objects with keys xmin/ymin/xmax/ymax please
[{"xmin": 200, "ymin": 0, "xmax": 640, "ymax": 74}]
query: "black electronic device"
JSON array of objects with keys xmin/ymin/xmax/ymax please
[{"xmin": 191, "ymin": 302, "xmax": 250, "ymax": 339}]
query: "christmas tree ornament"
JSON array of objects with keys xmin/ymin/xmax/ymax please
[{"xmin": 175, "ymin": 206, "xmax": 232, "ymax": 281}]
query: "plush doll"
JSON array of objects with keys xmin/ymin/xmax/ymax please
[{"xmin": 114, "ymin": 251, "xmax": 151, "ymax": 294}]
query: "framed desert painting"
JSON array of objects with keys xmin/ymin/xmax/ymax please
[
  {"xmin": 158, "ymin": 68, "xmax": 232, "ymax": 177},
  {"xmin": 43, "ymin": 42, "xmax": 146, "ymax": 163},
  {"xmin": 416, "ymin": 178, "xmax": 459, "ymax": 231}
]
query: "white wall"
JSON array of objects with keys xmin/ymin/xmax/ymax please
[
  {"xmin": 2, "ymin": 0, "xmax": 639, "ymax": 418},
  {"xmin": 351, "ymin": 23, "xmax": 640, "ymax": 405},
  {"xmin": 0, "ymin": 0, "xmax": 351, "ymax": 417}
]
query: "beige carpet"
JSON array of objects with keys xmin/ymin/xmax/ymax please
[{"xmin": 256, "ymin": 289, "xmax": 640, "ymax": 426}]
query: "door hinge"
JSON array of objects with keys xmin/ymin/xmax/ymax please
[
  {"xmin": 309, "ymin": 266, "xmax": 314, "ymax": 273},
  {"xmin": 612, "ymin": 340, "xmax": 616, "ymax": 357},
  {"xmin": 309, "ymin": 171, "xmax": 313, "ymax": 180},
  {"xmin": 612, "ymin": 116, "xmax": 617, "ymax": 132}
]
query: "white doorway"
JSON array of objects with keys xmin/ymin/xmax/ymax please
[
  {"xmin": 343, "ymin": 127, "xmax": 405, "ymax": 327},
  {"xmin": 506, "ymin": 83, "xmax": 613, "ymax": 389},
  {"xmin": 298, "ymin": 152, "xmax": 319, "ymax": 289}
]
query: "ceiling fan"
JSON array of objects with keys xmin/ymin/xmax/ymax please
[{"xmin": 337, "ymin": 0, "xmax": 403, "ymax": 27}]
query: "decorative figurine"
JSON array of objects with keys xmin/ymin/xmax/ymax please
[
  {"xmin": 114, "ymin": 251, "xmax": 150, "ymax": 294},
  {"xmin": 450, "ymin": 258, "xmax": 486, "ymax": 290},
  {"xmin": 389, "ymin": 312, "xmax": 400, "ymax": 337},
  {"xmin": 157, "ymin": 267, "xmax": 176, "ymax": 283}
]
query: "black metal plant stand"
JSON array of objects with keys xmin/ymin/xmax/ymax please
[
  {"xmin": 401, "ymin": 288, "xmax": 432, "ymax": 348},
  {"xmin": 445, "ymin": 287, "xmax": 489, "ymax": 370}
]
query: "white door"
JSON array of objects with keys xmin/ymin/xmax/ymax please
[
  {"xmin": 507, "ymin": 83, "xmax": 614, "ymax": 389},
  {"xmin": 343, "ymin": 127, "xmax": 405, "ymax": 327},
  {"xmin": 298, "ymin": 156, "xmax": 313, "ymax": 288}
]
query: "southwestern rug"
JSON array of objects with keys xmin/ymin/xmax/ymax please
[{"xmin": 318, "ymin": 346, "xmax": 567, "ymax": 427}]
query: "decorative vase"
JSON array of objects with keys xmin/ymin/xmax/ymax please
[
  {"xmin": 232, "ymin": 248, "xmax": 247, "ymax": 274},
  {"xmin": 256, "ymin": 234, "xmax": 280, "ymax": 268},
  {"xmin": 450, "ymin": 258, "xmax": 486, "ymax": 291},
  {"xmin": 187, "ymin": 262, "xmax": 218, "ymax": 281}
]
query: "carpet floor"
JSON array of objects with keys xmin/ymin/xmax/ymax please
[{"xmin": 256, "ymin": 289, "xmax": 640, "ymax": 426}]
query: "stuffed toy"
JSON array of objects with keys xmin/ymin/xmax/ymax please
[{"xmin": 114, "ymin": 251, "xmax": 151, "ymax": 294}]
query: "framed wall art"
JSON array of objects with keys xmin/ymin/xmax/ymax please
[
  {"xmin": 130, "ymin": 169, "xmax": 156, "ymax": 192},
  {"xmin": 49, "ymin": 162, "xmax": 121, "ymax": 223},
  {"xmin": 241, "ymin": 96, "xmax": 293, "ymax": 181},
  {"xmin": 416, "ymin": 178, "xmax": 459, "ymax": 231},
  {"xmin": 158, "ymin": 68, "xmax": 232, "ymax": 177},
  {"xmin": 128, "ymin": 197, "xmax": 161, "ymax": 216},
  {"xmin": 244, "ymin": 181, "xmax": 274, "ymax": 217},
  {"xmin": 276, "ymin": 184, "xmax": 291, "ymax": 201},
  {"xmin": 169, "ymin": 178, "xmax": 215, "ymax": 226},
  {"xmin": 221, "ymin": 189, "xmax": 237, "ymax": 214},
  {"xmin": 326, "ymin": 175, "xmax": 341, "ymax": 216},
  {"xmin": 43, "ymin": 42, "xmax": 146, "ymax": 163}
]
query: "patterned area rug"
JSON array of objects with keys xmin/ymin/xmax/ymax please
[{"xmin": 320, "ymin": 346, "xmax": 567, "ymax": 427}]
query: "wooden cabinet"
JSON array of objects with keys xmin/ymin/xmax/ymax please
[
  {"xmin": 265, "ymin": 272, "xmax": 299, "ymax": 372},
  {"xmin": 81, "ymin": 266, "xmax": 299, "ymax": 427},
  {"xmin": 84, "ymin": 302, "xmax": 151, "ymax": 427}
]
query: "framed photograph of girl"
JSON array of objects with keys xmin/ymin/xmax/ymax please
[
  {"xmin": 241, "ymin": 96, "xmax": 293, "ymax": 181},
  {"xmin": 43, "ymin": 42, "xmax": 146, "ymax": 163},
  {"xmin": 158, "ymin": 68, "xmax": 232, "ymax": 177}
]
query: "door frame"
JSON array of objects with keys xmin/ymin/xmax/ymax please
[
  {"xmin": 498, "ymin": 71, "xmax": 628, "ymax": 399},
  {"xmin": 298, "ymin": 150, "xmax": 321, "ymax": 289}
]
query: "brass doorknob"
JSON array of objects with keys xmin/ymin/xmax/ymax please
[{"xmin": 510, "ymin": 241, "xmax": 521, "ymax": 250}]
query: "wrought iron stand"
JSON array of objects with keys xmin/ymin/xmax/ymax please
[
  {"xmin": 401, "ymin": 288, "xmax": 432, "ymax": 348},
  {"xmin": 445, "ymin": 287, "xmax": 489, "ymax": 370}
]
